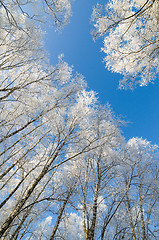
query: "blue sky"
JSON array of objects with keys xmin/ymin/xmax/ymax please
[{"xmin": 44, "ymin": 0, "xmax": 159, "ymax": 144}]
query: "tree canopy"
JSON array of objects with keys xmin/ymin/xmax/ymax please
[{"xmin": 91, "ymin": 0, "xmax": 159, "ymax": 89}]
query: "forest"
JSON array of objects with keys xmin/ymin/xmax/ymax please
[{"xmin": 0, "ymin": 0, "xmax": 158, "ymax": 239}]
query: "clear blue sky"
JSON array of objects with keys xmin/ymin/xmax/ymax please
[{"xmin": 44, "ymin": 0, "xmax": 159, "ymax": 144}]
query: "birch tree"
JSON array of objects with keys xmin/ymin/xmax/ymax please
[
  {"xmin": 0, "ymin": 0, "xmax": 72, "ymax": 29},
  {"xmin": 54, "ymin": 106, "xmax": 126, "ymax": 240},
  {"xmin": 91, "ymin": 0, "xmax": 159, "ymax": 89},
  {"xmin": 122, "ymin": 138, "xmax": 159, "ymax": 240},
  {"xmin": 107, "ymin": 138, "xmax": 159, "ymax": 240}
]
